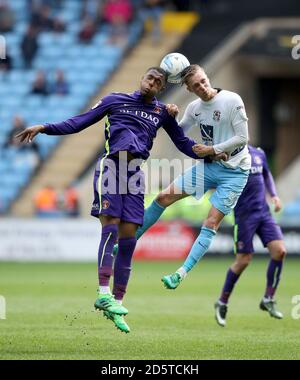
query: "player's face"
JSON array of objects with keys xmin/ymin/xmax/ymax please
[
  {"xmin": 140, "ymin": 70, "xmax": 165, "ymax": 98},
  {"xmin": 185, "ymin": 70, "xmax": 213, "ymax": 100}
]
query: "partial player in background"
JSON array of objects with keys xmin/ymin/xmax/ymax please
[
  {"xmin": 16, "ymin": 67, "xmax": 212, "ymax": 334},
  {"xmin": 215, "ymin": 145, "xmax": 286, "ymax": 326}
]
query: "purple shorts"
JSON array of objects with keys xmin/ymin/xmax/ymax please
[
  {"xmin": 91, "ymin": 155, "xmax": 145, "ymax": 225},
  {"xmin": 234, "ymin": 211, "xmax": 283, "ymax": 253}
]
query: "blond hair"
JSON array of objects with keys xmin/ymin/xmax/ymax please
[{"xmin": 181, "ymin": 64, "xmax": 205, "ymax": 84}]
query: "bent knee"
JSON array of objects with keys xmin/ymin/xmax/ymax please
[
  {"xmin": 273, "ymin": 247, "xmax": 287, "ymax": 261},
  {"xmin": 236, "ymin": 254, "xmax": 252, "ymax": 268}
]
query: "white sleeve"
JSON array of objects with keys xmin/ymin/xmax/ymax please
[
  {"xmin": 178, "ymin": 102, "xmax": 197, "ymax": 133},
  {"xmin": 213, "ymin": 96, "xmax": 249, "ymax": 153},
  {"xmin": 213, "ymin": 121, "xmax": 248, "ymax": 153}
]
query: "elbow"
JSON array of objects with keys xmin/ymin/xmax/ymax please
[{"xmin": 239, "ymin": 135, "xmax": 248, "ymax": 146}]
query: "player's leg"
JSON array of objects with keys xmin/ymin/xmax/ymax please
[
  {"xmin": 256, "ymin": 216, "xmax": 285, "ymax": 319},
  {"xmin": 113, "ymin": 162, "xmax": 204, "ymax": 256},
  {"xmin": 112, "ymin": 183, "xmax": 190, "ymax": 256},
  {"xmin": 260, "ymin": 240, "xmax": 286, "ymax": 319},
  {"xmin": 92, "ymin": 156, "xmax": 128, "ymax": 315},
  {"xmin": 162, "ymin": 205, "xmax": 224, "ymax": 289},
  {"xmin": 103, "ymin": 221, "xmax": 138, "ymax": 333},
  {"xmin": 162, "ymin": 163, "xmax": 249, "ymax": 290},
  {"xmin": 137, "ymin": 183, "xmax": 190, "ymax": 239},
  {"xmin": 215, "ymin": 216, "xmax": 256, "ymax": 326},
  {"xmin": 215, "ymin": 253, "xmax": 252, "ymax": 326}
]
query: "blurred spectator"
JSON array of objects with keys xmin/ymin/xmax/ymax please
[
  {"xmin": 81, "ymin": 0, "xmax": 103, "ymax": 24},
  {"xmin": 0, "ymin": 51, "xmax": 12, "ymax": 72},
  {"xmin": 30, "ymin": 4, "xmax": 54, "ymax": 31},
  {"xmin": 21, "ymin": 24, "xmax": 39, "ymax": 69},
  {"xmin": 103, "ymin": 0, "xmax": 133, "ymax": 45},
  {"xmin": 30, "ymin": 4, "xmax": 65, "ymax": 32},
  {"xmin": 52, "ymin": 17, "xmax": 66, "ymax": 33},
  {"xmin": 51, "ymin": 70, "xmax": 69, "ymax": 95},
  {"xmin": 0, "ymin": 0, "xmax": 15, "ymax": 33},
  {"xmin": 4, "ymin": 115, "xmax": 40, "ymax": 155},
  {"xmin": 34, "ymin": 185, "xmax": 60, "ymax": 217},
  {"xmin": 140, "ymin": 0, "xmax": 166, "ymax": 43},
  {"xmin": 63, "ymin": 186, "xmax": 80, "ymax": 217},
  {"xmin": 78, "ymin": 16, "xmax": 97, "ymax": 43},
  {"xmin": 31, "ymin": 70, "xmax": 49, "ymax": 95}
]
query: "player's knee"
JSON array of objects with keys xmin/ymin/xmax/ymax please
[
  {"xmin": 236, "ymin": 254, "xmax": 252, "ymax": 270},
  {"xmin": 272, "ymin": 246, "xmax": 287, "ymax": 261}
]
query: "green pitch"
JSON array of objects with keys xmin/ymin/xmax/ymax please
[{"xmin": 0, "ymin": 258, "xmax": 299, "ymax": 360}]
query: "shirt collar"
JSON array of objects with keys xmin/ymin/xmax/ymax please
[{"xmin": 134, "ymin": 90, "xmax": 158, "ymax": 105}]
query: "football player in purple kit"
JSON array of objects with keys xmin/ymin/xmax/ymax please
[
  {"xmin": 214, "ymin": 145, "xmax": 286, "ymax": 327},
  {"xmin": 17, "ymin": 67, "xmax": 224, "ymax": 334}
]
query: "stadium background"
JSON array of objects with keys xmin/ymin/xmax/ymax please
[{"xmin": 0, "ymin": 0, "xmax": 300, "ymax": 360}]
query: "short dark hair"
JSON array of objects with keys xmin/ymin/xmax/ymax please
[
  {"xmin": 181, "ymin": 64, "xmax": 204, "ymax": 84},
  {"xmin": 146, "ymin": 67, "xmax": 168, "ymax": 83}
]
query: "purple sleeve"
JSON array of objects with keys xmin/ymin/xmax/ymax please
[
  {"xmin": 42, "ymin": 96, "xmax": 112, "ymax": 135},
  {"xmin": 162, "ymin": 113, "xmax": 199, "ymax": 160},
  {"xmin": 262, "ymin": 151, "xmax": 277, "ymax": 197}
]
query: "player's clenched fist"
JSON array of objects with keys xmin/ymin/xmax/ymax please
[
  {"xmin": 166, "ymin": 104, "xmax": 179, "ymax": 118},
  {"xmin": 192, "ymin": 143, "xmax": 215, "ymax": 157},
  {"xmin": 15, "ymin": 125, "xmax": 45, "ymax": 143}
]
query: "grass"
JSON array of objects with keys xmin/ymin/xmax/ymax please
[{"xmin": 0, "ymin": 257, "xmax": 299, "ymax": 360}]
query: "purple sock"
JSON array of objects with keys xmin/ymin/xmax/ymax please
[
  {"xmin": 219, "ymin": 268, "xmax": 240, "ymax": 304},
  {"xmin": 113, "ymin": 237, "xmax": 136, "ymax": 301},
  {"xmin": 98, "ymin": 224, "xmax": 118, "ymax": 286},
  {"xmin": 264, "ymin": 259, "xmax": 283, "ymax": 299}
]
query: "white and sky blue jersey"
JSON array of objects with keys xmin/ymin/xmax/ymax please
[{"xmin": 179, "ymin": 89, "xmax": 251, "ymax": 170}]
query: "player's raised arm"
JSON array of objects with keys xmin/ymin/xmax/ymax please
[{"xmin": 16, "ymin": 96, "xmax": 112, "ymax": 143}]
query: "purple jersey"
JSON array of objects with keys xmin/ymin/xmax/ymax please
[
  {"xmin": 42, "ymin": 91, "xmax": 199, "ymax": 160},
  {"xmin": 234, "ymin": 145, "xmax": 277, "ymax": 217}
]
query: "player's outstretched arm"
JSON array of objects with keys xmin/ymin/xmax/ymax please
[{"xmin": 15, "ymin": 125, "xmax": 45, "ymax": 144}]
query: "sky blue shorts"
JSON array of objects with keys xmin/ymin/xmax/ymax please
[{"xmin": 174, "ymin": 162, "xmax": 249, "ymax": 215}]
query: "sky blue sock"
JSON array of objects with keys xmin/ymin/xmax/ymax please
[
  {"xmin": 182, "ymin": 227, "xmax": 216, "ymax": 272},
  {"xmin": 136, "ymin": 200, "xmax": 165, "ymax": 240}
]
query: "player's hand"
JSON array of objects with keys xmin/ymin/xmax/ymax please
[
  {"xmin": 166, "ymin": 104, "xmax": 179, "ymax": 118},
  {"xmin": 192, "ymin": 144, "xmax": 214, "ymax": 157},
  {"xmin": 271, "ymin": 196, "xmax": 282, "ymax": 212},
  {"xmin": 210, "ymin": 152, "xmax": 229, "ymax": 162},
  {"xmin": 15, "ymin": 125, "xmax": 45, "ymax": 144}
]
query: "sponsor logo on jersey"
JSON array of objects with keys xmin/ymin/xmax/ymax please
[
  {"xmin": 250, "ymin": 165, "xmax": 263, "ymax": 174},
  {"xmin": 199, "ymin": 123, "xmax": 213, "ymax": 145},
  {"xmin": 119, "ymin": 109, "xmax": 160, "ymax": 126},
  {"xmin": 254, "ymin": 155, "xmax": 262, "ymax": 165},
  {"xmin": 194, "ymin": 112, "xmax": 201, "ymax": 117},
  {"xmin": 213, "ymin": 110, "xmax": 221, "ymax": 122}
]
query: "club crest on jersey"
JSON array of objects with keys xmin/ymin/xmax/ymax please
[
  {"xmin": 153, "ymin": 107, "xmax": 161, "ymax": 114},
  {"xmin": 102, "ymin": 200, "xmax": 110, "ymax": 209},
  {"xmin": 237, "ymin": 241, "xmax": 244, "ymax": 250},
  {"xmin": 254, "ymin": 155, "xmax": 262, "ymax": 165},
  {"xmin": 213, "ymin": 110, "xmax": 221, "ymax": 122}
]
